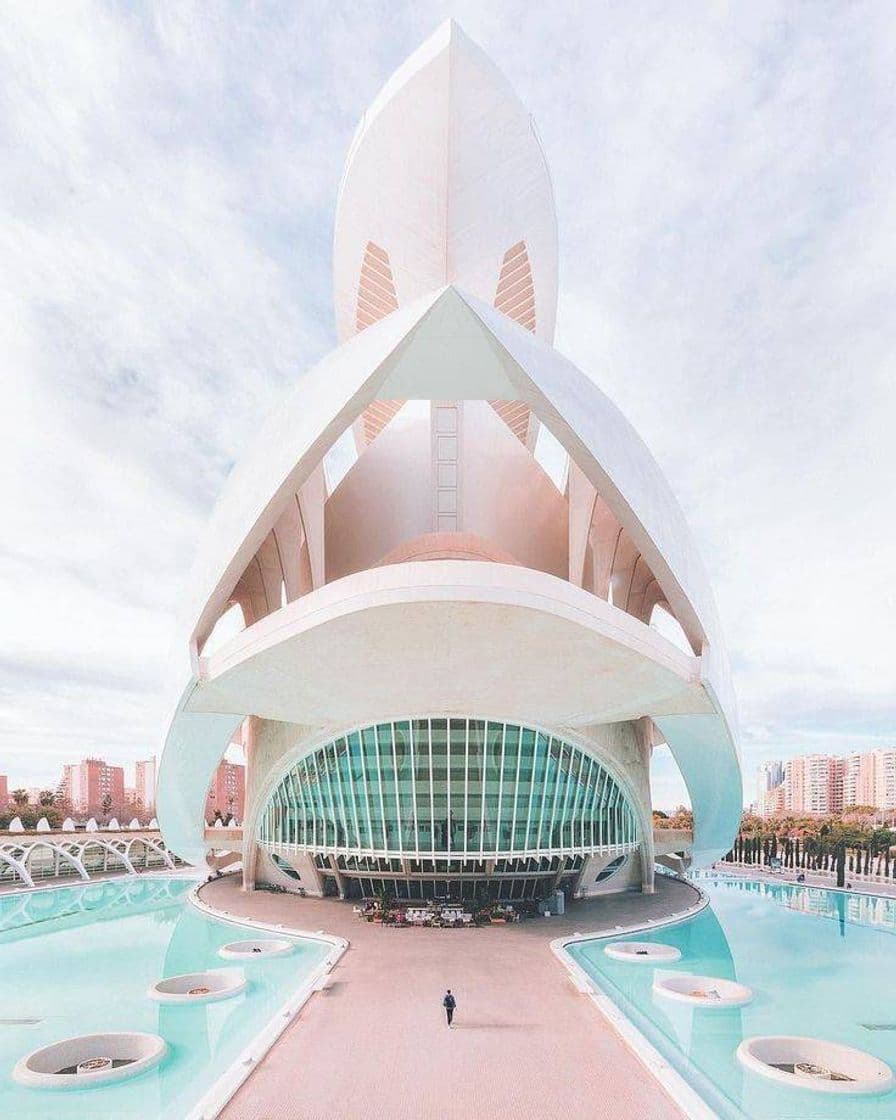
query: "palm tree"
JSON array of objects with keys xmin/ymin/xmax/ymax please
[
  {"xmin": 38, "ymin": 790, "xmax": 56, "ymax": 808},
  {"xmin": 11, "ymin": 789, "xmax": 28, "ymax": 807}
]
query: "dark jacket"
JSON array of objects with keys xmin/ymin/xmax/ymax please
[{"xmin": 443, "ymin": 993, "xmax": 456, "ymax": 1009}]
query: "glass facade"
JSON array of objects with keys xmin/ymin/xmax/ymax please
[{"xmin": 258, "ymin": 718, "xmax": 640, "ymax": 861}]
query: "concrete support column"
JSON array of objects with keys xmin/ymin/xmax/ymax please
[
  {"xmin": 241, "ymin": 716, "xmax": 258, "ymax": 892},
  {"xmin": 328, "ymin": 854, "xmax": 346, "ymax": 899},
  {"xmin": 634, "ymin": 717, "xmax": 657, "ymax": 895},
  {"xmin": 639, "ymin": 846, "xmax": 655, "ymax": 894},
  {"xmin": 549, "ymin": 856, "xmax": 567, "ymax": 893},
  {"xmin": 242, "ymin": 843, "xmax": 258, "ymax": 892}
]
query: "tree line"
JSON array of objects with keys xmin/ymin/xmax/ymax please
[{"xmin": 723, "ymin": 817, "xmax": 895, "ymax": 889}]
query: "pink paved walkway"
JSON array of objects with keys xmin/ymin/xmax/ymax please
[{"xmin": 203, "ymin": 876, "xmax": 697, "ymax": 1120}]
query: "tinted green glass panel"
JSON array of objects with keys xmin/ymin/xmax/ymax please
[{"xmin": 258, "ymin": 719, "xmax": 640, "ymax": 860}]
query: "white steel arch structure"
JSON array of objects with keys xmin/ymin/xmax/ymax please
[
  {"xmin": 0, "ymin": 844, "xmax": 37, "ymax": 889},
  {"xmin": 157, "ymin": 22, "xmax": 741, "ymax": 898},
  {"xmin": 22, "ymin": 841, "xmax": 90, "ymax": 883},
  {"xmin": 0, "ymin": 835, "xmax": 176, "ymax": 888}
]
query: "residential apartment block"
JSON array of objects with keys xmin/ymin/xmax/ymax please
[
  {"xmin": 61, "ymin": 758, "xmax": 125, "ymax": 817},
  {"xmin": 135, "ymin": 757, "xmax": 157, "ymax": 813},
  {"xmin": 204, "ymin": 760, "xmax": 245, "ymax": 824},
  {"xmin": 757, "ymin": 748, "xmax": 896, "ymax": 816}
]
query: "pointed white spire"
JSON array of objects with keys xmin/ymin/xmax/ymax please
[{"xmin": 334, "ymin": 21, "xmax": 558, "ymax": 346}]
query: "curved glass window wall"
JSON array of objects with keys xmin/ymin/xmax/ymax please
[{"xmin": 258, "ymin": 719, "xmax": 640, "ymax": 861}]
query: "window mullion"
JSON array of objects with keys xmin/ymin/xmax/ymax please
[
  {"xmin": 391, "ymin": 723, "xmax": 404, "ymax": 855},
  {"xmin": 373, "ymin": 724, "xmax": 388, "ymax": 855},
  {"xmin": 479, "ymin": 724, "xmax": 489, "ymax": 859},
  {"xmin": 357, "ymin": 731, "xmax": 374, "ymax": 856},
  {"xmin": 409, "ymin": 721, "xmax": 420, "ymax": 857},
  {"xmin": 344, "ymin": 735, "xmax": 362, "ymax": 853},
  {"xmin": 463, "ymin": 719, "xmax": 470, "ymax": 860},
  {"xmin": 428, "ymin": 719, "xmax": 436, "ymax": 859},
  {"xmin": 494, "ymin": 723, "xmax": 507, "ymax": 858},
  {"xmin": 510, "ymin": 726, "xmax": 523, "ymax": 855}
]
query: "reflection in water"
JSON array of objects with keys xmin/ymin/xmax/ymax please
[
  {"xmin": 572, "ymin": 879, "xmax": 896, "ymax": 1120},
  {"xmin": 700, "ymin": 874, "xmax": 896, "ymax": 936},
  {"xmin": 0, "ymin": 878, "xmax": 188, "ymax": 937},
  {"xmin": 571, "ymin": 903, "xmax": 747, "ymax": 1118}
]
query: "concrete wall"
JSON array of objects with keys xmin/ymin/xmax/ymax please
[
  {"xmin": 461, "ymin": 401, "xmax": 568, "ymax": 578},
  {"xmin": 325, "ymin": 414, "xmax": 432, "ymax": 583},
  {"xmin": 576, "ymin": 852, "xmax": 644, "ymax": 898},
  {"xmin": 324, "ymin": 401, "xmax": 568, "ymax": 584},
  {"xmin": 256, "ymin": 847, "xmax": 323, "ymax": 896}
]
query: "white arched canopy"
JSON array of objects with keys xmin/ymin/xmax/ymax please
[{"xmin": 158, "ymin": 287, "xmax": 739, "ymax": 869}]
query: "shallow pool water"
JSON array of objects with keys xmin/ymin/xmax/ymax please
[
  {"xmin": 568, "ymin": 875, "xmax": 896, "ymax": 1119},
  {"xmin": 0, "ymin": 876, "xmax": 329, "ymax": 1118}
]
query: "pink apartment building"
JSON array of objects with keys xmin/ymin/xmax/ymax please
[
  {"xmin": 759, "ymin": 748, "xmax": 896, "ymax": 815},
  {"xmin": 61, "ymin": 758, "xmax": 125, "ymax": 817},
  {"xmin": 204, "ymin": 761, "xmax": 245, "ymax": 823},
  {"xmin": 135, "ymin": 757, "xmax": 157, "ymax": 813}
]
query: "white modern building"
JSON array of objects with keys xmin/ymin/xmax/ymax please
[{"xmin": 157, "ymin": 22, "xmax": 741, "ymax": 902}]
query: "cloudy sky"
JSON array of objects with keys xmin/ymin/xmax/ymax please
[{"xmin": 2, "ymin": 2, "xmax": 893, "ymax": 806}]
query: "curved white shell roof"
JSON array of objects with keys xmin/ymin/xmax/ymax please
[
  {"xmin": 334, "ymin": 20, "xmax": 558, "ymax": 344},
  {"xmin": 157, "ymin": 24, "xmax": 741, "ymax": 875},
  {"xmin": 159, "ymin": 288, "xmax": 740, "ymax": 868}
]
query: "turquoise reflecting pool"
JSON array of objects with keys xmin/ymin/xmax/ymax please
[
  {"xmin": 568, "ymin": 875, "xmax": 896, "ymax": 1119},
  {"xmin": 0, "ymin": 877, "xmax": 329, "ymax": 1118}
]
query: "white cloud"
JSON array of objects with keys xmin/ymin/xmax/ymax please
[{"xmin": 1, "ymin": 4, "xmax": 893, "ymax": 792}]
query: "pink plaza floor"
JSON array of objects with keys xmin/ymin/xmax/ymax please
[{"xmin": 202, "ymin": 875, "xmax": 697, "ymax": 1120}]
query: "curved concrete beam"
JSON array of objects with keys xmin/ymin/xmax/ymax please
[
  {"xmin": 157, "ymin": 688, "xmax": 244, "ymax": 866},
  {"xmin": 191, "ymin": 561, "xmax": 708, "ymax": 726}
]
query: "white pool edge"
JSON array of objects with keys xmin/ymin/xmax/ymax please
[
  {"xmin": 185, "ymin": 881, "xmax": 349, "ymax": 1120},
  {"xmin": 550, "ymin": 879, "xmax": 718, "ymax": 1120}
]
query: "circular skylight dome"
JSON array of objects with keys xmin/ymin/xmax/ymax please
[
  {"xmin": 604, "ymin": 941, "xmax": 681, "ymax": 964},
  {"xmin": 149, "ymin": 968, "xmax": 246, "ymax": 1004},
  {"xmin": 14, "ymin": 1032, "xmax": 166, "ymax": 1089},
  {"xmin": 218, "ymin": 938, "xmax": 294, "ymax": 960},
  {"xmin": 653, "ymin": 973, "xmax": 752, "ymax": 1008},
  {"xmin": 737, "ymin": 1036, "xmax": 894, "ymax": 1094}
]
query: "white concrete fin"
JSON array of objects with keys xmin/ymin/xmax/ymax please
[{"xmin": 334, "ymin": 20, "xmax": 558, "ymax": 344}]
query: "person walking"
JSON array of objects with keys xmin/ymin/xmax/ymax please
[{"xmin": 442, "ymin": 988, "xmax": 457, "ymax": 1027}]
